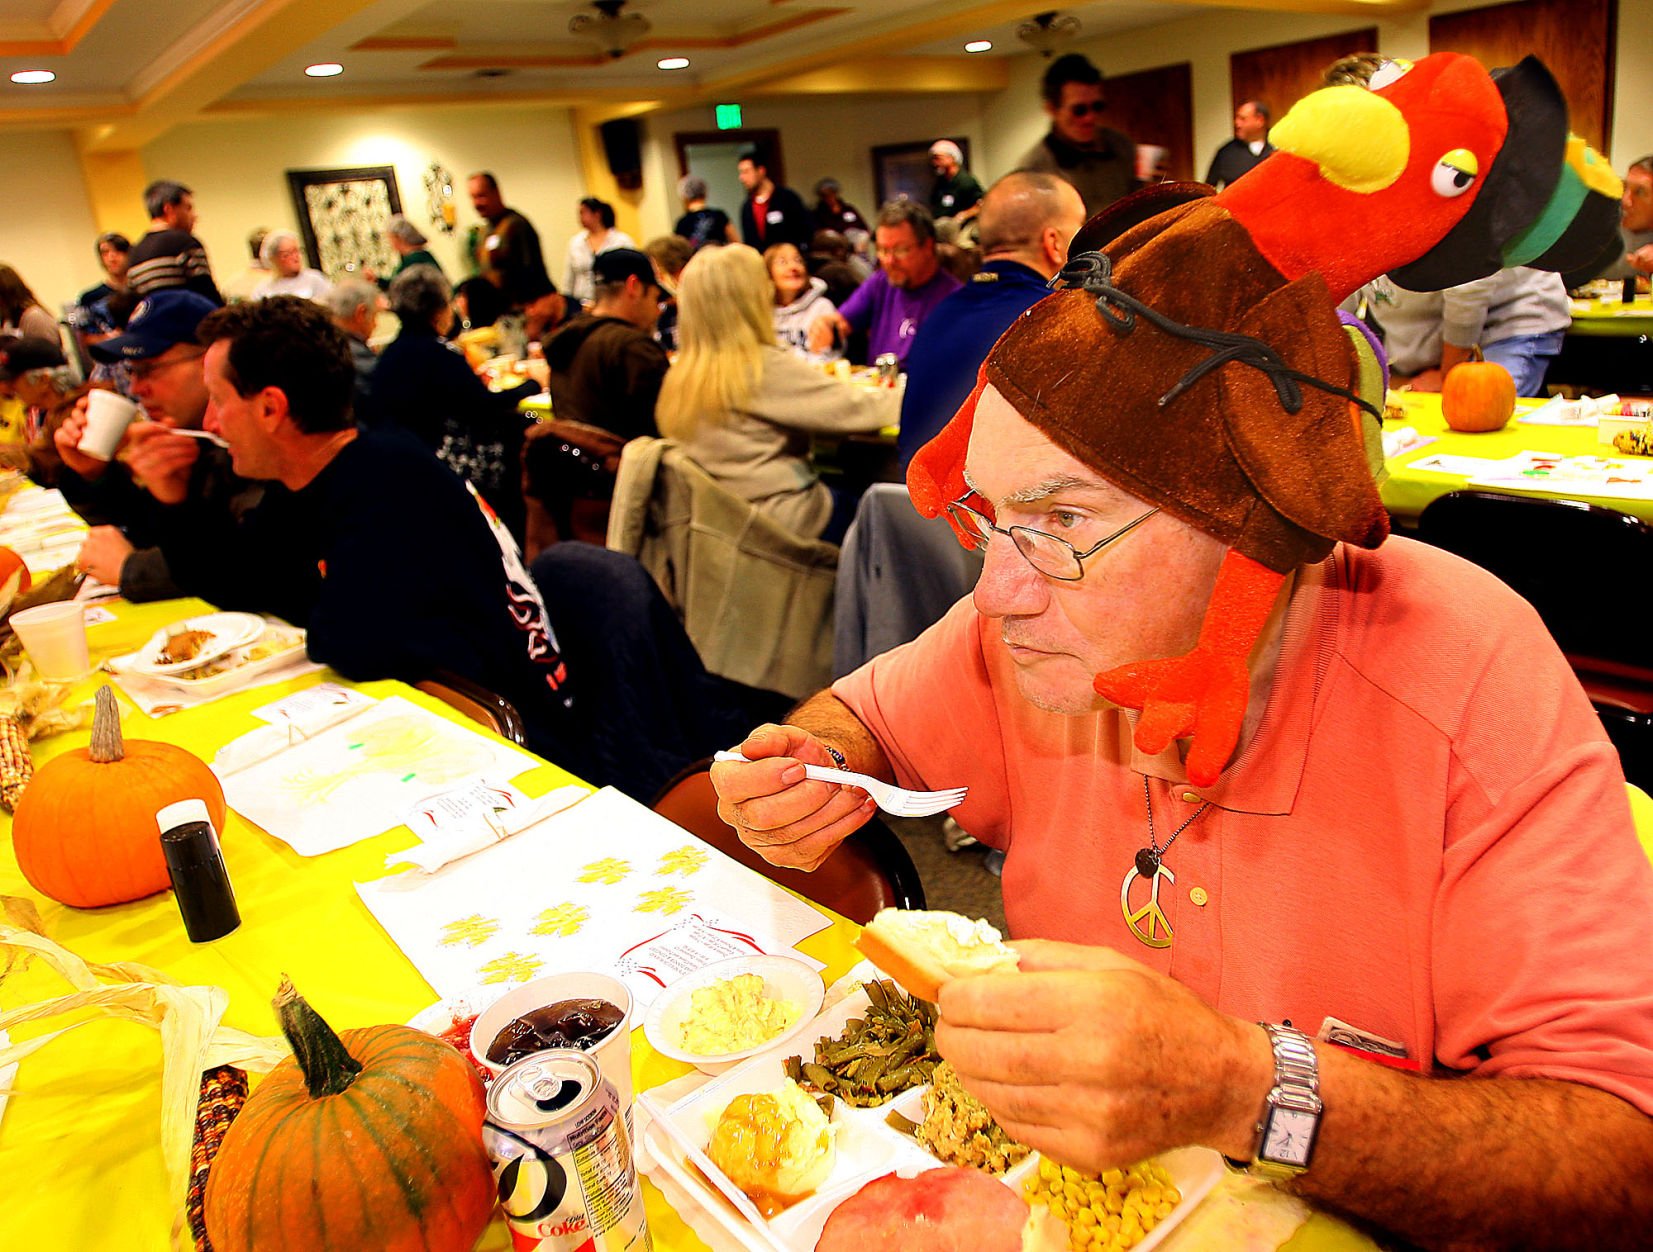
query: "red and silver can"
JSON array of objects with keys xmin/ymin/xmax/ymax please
[{"xmin": 485, "ymin": 1049, "xmax": 652, "ymax": 1252}]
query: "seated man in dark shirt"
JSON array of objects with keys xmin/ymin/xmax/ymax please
[{"xmin": 177, "ymin": 296, "xmax": 583, "ymax": 770}]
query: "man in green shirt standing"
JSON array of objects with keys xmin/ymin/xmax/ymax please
[{"xmin": 929, "ymin": 140, "xmax": 985, "ymax": 224}]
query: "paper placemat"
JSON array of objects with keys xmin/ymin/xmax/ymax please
[
  {"xmin": 356, "ymin": 786, "xmax": 831, "ymax": 1006},
  {"xmin": 217, "ymin": 695, "xmax": 540, "ymax": 855}
]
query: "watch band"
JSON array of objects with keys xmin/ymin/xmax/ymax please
[
  {"xmin": 1223, "ymin": 1022, "xmax": 1323, "ymax": 1179},
  {"xmin": 822, "ymin": 743, "xmax": 848, "ymax": 770}
]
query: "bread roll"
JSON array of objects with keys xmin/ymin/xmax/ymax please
[{"xmin": 854, "ymin": 909, "xmax": 1019, "ymax": 1002}]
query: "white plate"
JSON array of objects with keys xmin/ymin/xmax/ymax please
[
  {"xmin": 644, "ymin": 956, "xmax": 825, "ymax": 1074},
  {"xmin": 120, "ymin": 612, "xmax": 266, "ymax": 676},
  {"xmin": 145, "ymin": 625, "xmax": 308, "ymax": 695},
  {"xmin": 644, "ymin": 984, "xmax": 1223, "ymax": 1252}
]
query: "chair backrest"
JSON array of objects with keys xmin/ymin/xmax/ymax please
[
  {"xmin": 651, "ymin": 760, "xmax": 926, "ymax": 925},
  {"xmin": 609, "ymin": 437, "xmax": 840, "ymax": 699},
  {"xmin": 414, "ymin": 669, "xmax": 528, "ymax": 746},
  {"xmin": 1416, "ymin": 490, "xmax": 1653, "ymax": 667}
]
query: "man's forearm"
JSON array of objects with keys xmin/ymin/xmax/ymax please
[
  {"xmin": 1295, "ymin": 1047, "xmax": 1653, "ymax": 1248},
  {"xmin": 784, "ymin": 690, "xmax": 893, "ymax": 781}
]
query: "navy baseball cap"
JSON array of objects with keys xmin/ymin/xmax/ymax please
[
  {"xmin": 89, "ymin": 290, "xmax": 218, "ymax": 363},
  {"xmin": 591, "ymin": 248, "xmax": 661, "ymax": 293}
]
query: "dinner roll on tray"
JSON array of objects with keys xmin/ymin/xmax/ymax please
[{"xmin": 853, "ymin": 908, "xmax": 1019, "ymax": 1002}]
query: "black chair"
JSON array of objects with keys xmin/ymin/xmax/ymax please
[
  {"xmin": 1416, "ymin": 490, "xmax": 1653, "ymax": 788},
  {"xmin": 652, "ymin": 757, "xmax": 925, "ymax": 925}
]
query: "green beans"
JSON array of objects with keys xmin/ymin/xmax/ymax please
[{"xmin": 784, "ymin": 980, "xmax": 940, "ymax": 1108}]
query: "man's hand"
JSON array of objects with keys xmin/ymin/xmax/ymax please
[
  {"xmin": 1627, "ymin": 245, "xmax": 1653, "ymax": 278},
  {"xmin": 121, "ymin": 423, "xmax": 200, "ymax": 504},
  {"xmin": 807, "ymin": 313, "xmax": 847, "ymax": 356},
  {"xmin": 936, "ymin": 939, "xmax": 1270, "ymax": 1172},
  {"xmin": 75, "ymin": 526, "xmax": 134, "ymax": 588},
  {"xmin": 709, "ymin": 723, "xmax": 876, "ymax": 870},
  {"xmin": 53, "ymin": 395, "xmax": 114, "ymax": 481}
]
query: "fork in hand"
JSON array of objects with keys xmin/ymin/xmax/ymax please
[{"xmin": 712, "ymin": 750, "xmax": 968, "ymax": 818}]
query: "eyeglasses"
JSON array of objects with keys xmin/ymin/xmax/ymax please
[
  {"xmin": 127, "ymin": 350, "xmax": 204, "ymax": 382},
  {"xmin": 946, "ymin": 495, "xmax": 1159, "ymax": 581},
  {"xmin": 876, "ymin": 243, "xmax": 917, "ymax": 259},
  {"xmin": 1066, "ymin": 101, "xmax": 1106, "ymax": 117}
]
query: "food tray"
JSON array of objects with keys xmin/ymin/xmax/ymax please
[
  {"xmin": 643, "ymin": 983, "xmax": 1221, "ymax": 1252},
  {"xmin": 148, "ymin": 625, "xmax": 308, "ymax": 695}
]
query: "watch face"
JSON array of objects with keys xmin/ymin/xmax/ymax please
[{"xmin": 1261, "ymin": 1107, "xmax": 1318, "ymax": 1167}]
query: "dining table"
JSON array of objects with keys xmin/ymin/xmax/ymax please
[
  {"xmin": 0, "ymin": 541, "xmax": 1373, "ymax": 1250},
  {"xmin": 1381, "ymin": 389, "xmax": 1653, "ymax": 525}
]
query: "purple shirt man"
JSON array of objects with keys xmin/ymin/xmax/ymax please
[{"xmin": 809, "ymin": 204, "xmax": 961, "ymax": 365}]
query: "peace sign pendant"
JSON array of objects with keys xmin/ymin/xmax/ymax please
[{"xmin": 1121, "ymin": 859, "xmax": 1174, "ymax": 949}]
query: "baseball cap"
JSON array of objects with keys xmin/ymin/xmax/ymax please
[
  {"xmin": 0, "ymin": 335, "xmax": 67, "ymax": 382},
  {"xmin": 89, "ymin": 290, "xmax": 218, "ymax": 363},
  {"xmin": 592, "ymin": 248, "xmax": 661, "ymax": 292}
]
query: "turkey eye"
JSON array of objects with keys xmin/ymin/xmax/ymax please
[
  {"xmin": 1430, "ymin": 149, "xmax": 1479, "ymax": 197},
  {"xmin": 1368, "ymin": 59, "xmax": 1413, "ymax": 90}
]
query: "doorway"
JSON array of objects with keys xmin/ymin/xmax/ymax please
[{"xmin": 673, "ymin": 128, "xmax": 784, "ymax": 238}]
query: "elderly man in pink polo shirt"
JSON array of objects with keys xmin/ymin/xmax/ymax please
[{"xmin": 710, "ymin": 59, "xmax": 1653, "ymax": 1249}]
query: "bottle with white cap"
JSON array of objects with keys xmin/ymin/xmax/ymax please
[{"xmin": 157, "ymin": 798, "xmax": 240, "ymax": 942}]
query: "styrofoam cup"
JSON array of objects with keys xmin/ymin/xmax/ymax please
[
  {"xmin": 9, "ymin": 601, "xmax": 90, "ymax": 681},
  {"xmin": 78, "ymin": 390, "xmax": 141, "ymax": 461}
]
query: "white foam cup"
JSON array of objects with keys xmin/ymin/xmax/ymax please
[
  {"xmin": 78, "ymin": 390, "xmax": 141, "ymax": 461},
  {"xmin": 10, "ymin": 601, "xmax": 91, "ymax": 681},
  {"xmin": 471, "ymin": 972, "xmax": 634, "ymax": 1123}
]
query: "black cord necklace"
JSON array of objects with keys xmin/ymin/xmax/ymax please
[{"xmin": 1121, "ymin": 776, "xmax": 1212, "ymax": 950}]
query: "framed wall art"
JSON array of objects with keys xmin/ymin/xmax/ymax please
[{"xmin": 285, "ymin": 165, "xmax": 404, "ymax": 277}]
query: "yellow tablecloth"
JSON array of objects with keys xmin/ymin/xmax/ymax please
[
  {"xmin": 0, "ymin": 599, "xmax": 1370, "ymax": 1251},
  {"xmin": 1567, "ymin": 292, "xmax": 1653, "ymax": 338},
  {"xmin": 1381, "ymin": 391, "xmax": 1653, "ymax": 523}
]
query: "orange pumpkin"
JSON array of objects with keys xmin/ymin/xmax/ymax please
[
  {"xmin": 204, "ymin": 979, "xmax": 496, "ymax": 1252},
  {"xmin": 11, "ymin": 685, "xmax": 227, "ymax": 908},
  {"xmin": 0, "ymin": 545, "xmax": 30, "ymax": 611},
  {"xmin": 1441, "ymin": 350, "xmax": 1517, "ymax": 433}
]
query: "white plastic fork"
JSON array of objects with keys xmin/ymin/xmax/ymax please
[{"xmin": 712, "ymin": 749, "xmax": 967, "ymax": 817}]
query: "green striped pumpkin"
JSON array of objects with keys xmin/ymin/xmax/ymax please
[{"xmin": 204, "ymin": 978, "xmax": 496, "ymax": 1251}]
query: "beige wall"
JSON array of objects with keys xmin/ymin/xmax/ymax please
[
  {"xmin": 0, "ymin": 130, "xmax": 104, "ymax": 322},
  {"xmin": 4, "ymin": 0, "xmax": 1648, "ymax": 315},
  {"xmin": 142, "ymin": 102, "xmax": 587, "ymax": 298}
]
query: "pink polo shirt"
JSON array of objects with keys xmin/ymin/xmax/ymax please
[{"xmin": 834, "ymin": 537, "xmax": 1653, "ymax": 1113}]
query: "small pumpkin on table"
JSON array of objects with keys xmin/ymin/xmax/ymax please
[{"xmin": 1440, "ymin": 348, "xmax": 1517, "ymax": 433}]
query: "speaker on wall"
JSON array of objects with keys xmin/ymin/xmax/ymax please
[{"xmin": 599, "ymin": 118, "xmax": 644, "ymax": 191}]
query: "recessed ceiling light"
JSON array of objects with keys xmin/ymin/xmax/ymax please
[
  {"xmin": 304, "ymin": 63, "xmax": 344, "ymax": 78},
  {"xmin": 10, "ymin": 70, "xmax": 55, "ymax": 85},
  {"xmin": 964, "ymin": 40, "xmax": 992, "ymax": 54},
  {"xmin": 657, "ymin": 57, "xmax": 690, "ymax": 70}
]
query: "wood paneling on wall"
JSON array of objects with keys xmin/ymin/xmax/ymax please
[
  {"xmin": 1230, "ymin": 28, "xmax": 1379, "ymax": 123},
  {"xmin": 1429, "ymin": 0, "xmax": 1615, "ymax": 149},
  {"xmin": 1109, "ymin": 62, "xmax": 1194, "ymax": 182}
]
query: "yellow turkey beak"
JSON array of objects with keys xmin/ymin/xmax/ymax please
[{"xmin": 1269, "ymin": 85, "xmax": 1409, "ymax": 194}]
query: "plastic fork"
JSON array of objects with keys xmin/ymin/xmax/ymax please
[{"xmin": 712, "ymin": 749, "xmax": 967, "ymax": 817}]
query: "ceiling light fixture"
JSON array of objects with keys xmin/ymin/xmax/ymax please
[
  {"xmin": 304, "ymin": 63, "xmax": 344, "ymax": 77},
  {"xmin": 657, "ymin": 57, "xmax": 690, "ymax": 70},
  {"xmin": 10, "ymin": 70, "xmax": 55, "ymax": 85},
  {"xmin": 964, "ymin": 40, "xmax": 992, "ymax": 53},
  {"xmin": 1015, "ymin": 11, "xmax": 1081, "ymax": 58},
  {"xmin": 570, "ymin": 0, "xmax": 652, "ymax": 60}
]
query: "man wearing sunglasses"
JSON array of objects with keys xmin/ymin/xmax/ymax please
[{"xmin": 1014, "ymin": 53, "xmax": 1140, "ymax": 217}]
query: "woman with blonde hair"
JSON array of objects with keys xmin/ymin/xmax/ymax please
[{"xmin": 656, "ymin": 244, "xmax": 898, "ymax": 541}]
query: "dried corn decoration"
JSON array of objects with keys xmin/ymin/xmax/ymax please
[
  {"xmin": 0, "ymin": 712, "xmax": 30, "ymax": 811},
  {"xmin": 186, "ymin": 1065, "xmax": 249, "ymax": 1252}
]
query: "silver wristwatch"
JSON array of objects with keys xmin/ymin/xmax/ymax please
[{"xmin": 1225, "ymin": 1022, "xmax": 1323, "ymax": 1179}]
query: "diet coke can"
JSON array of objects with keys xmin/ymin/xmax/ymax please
[{"xmin": 484, "ymin": 1049, "xmax": 652, "ymax": 1252}]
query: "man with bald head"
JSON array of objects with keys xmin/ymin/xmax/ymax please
[{"xmin": 897, "ymin": 172, "xmax": 1087, "ymax": 467}]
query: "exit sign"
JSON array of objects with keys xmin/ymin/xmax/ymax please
[{"xmin": 715, "ymin": 103, "xmax": 742, "ymax": 130}]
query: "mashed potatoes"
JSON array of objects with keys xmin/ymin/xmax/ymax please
[
  {"xmin": 678, "ymin": 973, "xmax": 800, "ymax": 1055},
  {"xmin": 707, "ymin": 1078, "xmax": 836, "ymax": 1209}
]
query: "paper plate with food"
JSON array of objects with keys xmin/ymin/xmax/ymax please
[
  {"xmin": 149, "ymin": 624, "xmax": 308, "ymax": 695},
  {"xmin": 645, "ymin": 910, "xmax": 1222, "ymax": 1252},
  {"xmin": 117, "ymin": 612, "xmax": 267, "ymax": 676}
]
